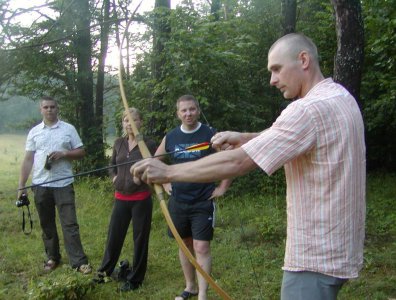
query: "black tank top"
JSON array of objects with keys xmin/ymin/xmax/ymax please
[{"xmin": 165, "ymin": 123, "xmax": 216, "ymax": 203}]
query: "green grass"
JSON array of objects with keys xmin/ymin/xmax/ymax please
[{"xmin": 0, "ymin": 134, "xmax": 395, "ymax": 299}]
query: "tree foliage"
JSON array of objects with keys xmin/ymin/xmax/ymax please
[
  {"xmin": 0, "ymin": 0, "xmax": 395, "ymax": 171},
  {"xmin": 127, "ymin": 0, "xmax": 282, "ymax": 136},
  {"xmin": 361, "ymin": 0, "xmax": 396, "ymax": 171},
  {"xmin": 0, "ymin": 0, "xmax": 115, "ymax": 170}
]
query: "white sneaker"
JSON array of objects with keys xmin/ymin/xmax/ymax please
[{"xmin": 77, "ymin": 264, "xmax": 92, "ymax": 274}]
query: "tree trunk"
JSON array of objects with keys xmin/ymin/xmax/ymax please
[
  {"xmin": 152, "ymin": 0, "xmax": 170, "ymax": 81},
  {"xmin": 281, "ymin": 0, "xmax": 296, "ymax": 35},
  {"xmin": 331, "ymin": 0, "xmax": 364, "ymax": 105},
  {"xmin": 96, "ymin": 0, "xmax": 110, "ymax": 125},
  {"xmin": 72, "ymin": 0, "xmax": 104, "ymax": 169},
  {"xmin": 149, "ymin": 0, "xmax": 171, "ymax": 138},
  {"xmin": 211, "ymin": 0, "xmax": 222, "ymax": 21},
  {"xmin": 94, "ymin": 0, "xmax": 111, "ymax": 169}
]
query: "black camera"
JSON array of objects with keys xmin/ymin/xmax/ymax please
[
  {"xmin": 44, "ymin": 155, "xmax": 52, "ymax": 170},
  {"xmin": 16, "ymin": 193, "xmax": 30, "ymax": 207}
]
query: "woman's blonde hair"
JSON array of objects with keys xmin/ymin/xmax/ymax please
[
  {"xmin": 122, "ymin": 107, "xmax": 141, "ymax": 119},
  {"xmin": 122, "ymin": 107, "xmax": 142, "ymax": 136}
]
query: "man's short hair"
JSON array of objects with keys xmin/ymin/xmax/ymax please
[
  {"xmin": 270, "ymin": 33, "xmax": 319, "ymax": 64},
  {"xmin": 40, "ymin": 96, "xmax": 57, "ymax": 106},
  {"xmin": 176, "ymin": 95, "xmax": 200, "ymax": 110}
]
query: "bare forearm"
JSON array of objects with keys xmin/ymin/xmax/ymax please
[
  {"xmin": 51, "ymin": 147, "xmax": 85, "ymax": 161},
  {"xmin": 211, "ymin": 131, "xmax": 262, "ymax": 150},
  {"xmin": 19, "ymin": 154, "xmax": 34, "ymax": 189},
  {"xmin": 239, "ymin": 132, "xmax": 261, "ymax": 144},
  {"xmin": 167, "ymin": 148, "xmax": 256, "ymax": 183},
  {"xmin": 131, "ymin": 138, "xmax": 258, "ymax": 185},
  {"xmin": 19, "ymin": 168, "xmax": 31, "ymax": 189},
  {"xmin": 154, "ymin": 137, "xmax": 167, "ymax": 160},
  {"xmin": 65, "ymin": 147, "xmax": 85, "ymax": 160}
]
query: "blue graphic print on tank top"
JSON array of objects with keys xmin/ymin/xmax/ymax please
[{"xmin": 165, "ymin": 123, "xmax": 216, "ymax": 203}]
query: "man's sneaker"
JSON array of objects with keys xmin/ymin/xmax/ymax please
[
  {"xmin": 43, "ymin": 259, "xmax": 59, "ymax": 272},
  {"xmin": 119, "ymin": 281, "xmax": 141, "ymax": 292},
  {"xmin": 117, "ymin": 259, "xmax": 129, "ymax": 282},
  {"xmin": 77, "ymin": 264, "xmax": 92, "ymax": 274}
]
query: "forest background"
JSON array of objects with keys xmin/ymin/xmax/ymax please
[
  {"xmin": 0, "ymin": 0, "xmax": 395, "ymax": 299},
  {"xmin": 0, "ymin": 0, "xmax": 395, "ymax": 172}
]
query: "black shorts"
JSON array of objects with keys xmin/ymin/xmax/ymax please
[{"xmin": 167, "ymin": 197, "xmax": 215, "ymax": 241}]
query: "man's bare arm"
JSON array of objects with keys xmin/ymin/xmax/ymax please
[
  {"xmin": 18, "ymin": 151, "xmax": 34, "ymax": 193},
  {"xmin": 211, "ymin": 131, "xmax": 261, "ymax": 151},
  {"xmin": 132, "ymin": 147, "xmax": 257, "ymax": 185},
  {"xmin": 49, "ymin": 147, "xmax": 85, "ymax": 161},
  {"xmin": 154, "ymin": 137, "xmax": 167, "ymax": 159}
]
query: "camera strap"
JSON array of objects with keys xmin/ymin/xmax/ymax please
[{"xmin": 22, "ymin": 206, "xmax": 33, "ymax": 235}]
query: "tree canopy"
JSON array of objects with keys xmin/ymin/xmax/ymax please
[{"xmin": 0, "ymin": 0, "xmax": 395, "ymax": 171}]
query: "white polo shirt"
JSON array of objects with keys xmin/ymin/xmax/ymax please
[{"xmin": 26, "ymin": 120, "xmax": 83, "ymax": 187}]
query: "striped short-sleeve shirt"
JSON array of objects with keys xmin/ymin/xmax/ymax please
[{"xmin": 242, "ymin": 78, "xmax": 366, "ymax": 278}]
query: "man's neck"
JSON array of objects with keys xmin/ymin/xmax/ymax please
[
  {"xmin": 300, "ymin": 71, "xmax": 325, "ymax": 98},
  {"xmin": 44, "ymin": 118, "xmax": 58, "ymax": 127},
  {"xmin": 181, "ymin": 122, "xmax": 201, "ymax": 132}
]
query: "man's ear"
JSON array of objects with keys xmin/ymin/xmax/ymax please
[{"xmin": 299, "ymin": 51, "xmax": 310, "ymax": 70}]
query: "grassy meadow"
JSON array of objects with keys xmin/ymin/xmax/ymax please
[{"xmin": 0, "ymin": 133, "xmax": 395, "ymax": 300}]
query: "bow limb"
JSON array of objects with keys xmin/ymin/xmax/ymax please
[{"xmin": 117, "ymin": 5, "xmax": 232, "ymax": 300}]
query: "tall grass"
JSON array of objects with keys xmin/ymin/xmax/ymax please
[{"xmin": 0, "ymin": 134, "xmax": 395, "ymax": 299}]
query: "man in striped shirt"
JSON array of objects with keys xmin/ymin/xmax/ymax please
[{"xmin": 131, "ymin": 33, "xmax": 366, "ymax": 300}]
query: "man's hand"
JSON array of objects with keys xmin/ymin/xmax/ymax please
[
  {"xmin": 130, "ymin": 158, "xmax": 170, "ymax": 185},
  {"xmin": 162, "ymin": 182, "xmax": 172, "ymax": 195},
  {"xmin": 17, "ymin": 189, "xmax": 28, "ymax": 199},
  {"xmin": 48, "ymin": 151, "xmax": 67, "ymax": 161},
  {"xmin": 211, "ymin": 131, "xmax": 244, "ymax": 151},
  {"xmin": 211, "ymin": 131, "xmax": 261, "ymax": 151},
  {"xmin": 209, "ymin": 186, "xmax": 227, "ymax": 199}
]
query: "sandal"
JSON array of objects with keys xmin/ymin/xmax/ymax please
[{"xmin": 178, "ymin": 290, "xmax": 198, "ymax": 299}]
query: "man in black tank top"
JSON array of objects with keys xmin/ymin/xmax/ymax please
[{"xmin": 155, "ymin": 95, "xmax": 232, "ymax": 300}]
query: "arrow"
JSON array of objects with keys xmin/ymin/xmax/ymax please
[{"xmin": 18, "ymin": 142, "xmax": 212, "ymax": 191}]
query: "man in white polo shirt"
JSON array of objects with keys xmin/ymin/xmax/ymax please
[
  {"xmin": 18, "ymin": 96, "xmax": 91, "ymax": 274},
  {"xmin": 131, "ymin": 33, "xmax": 366, "ymax": 300}
]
